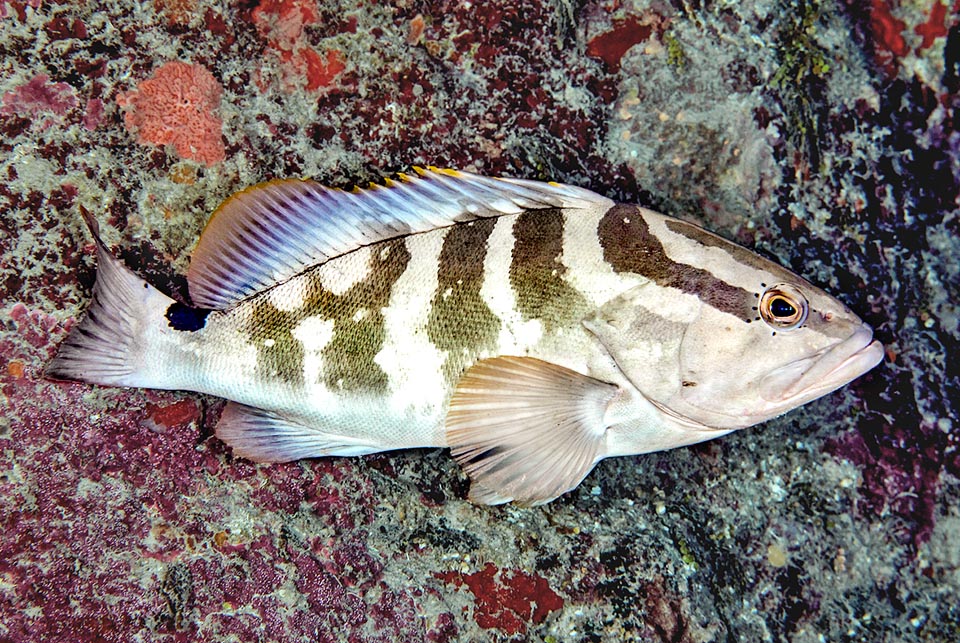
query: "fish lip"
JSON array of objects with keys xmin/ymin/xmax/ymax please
[{"xmin": 766, "ymin": 326, "xmax": 884, "ymax": 405}]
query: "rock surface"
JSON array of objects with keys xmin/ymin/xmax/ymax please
[{"xmin": 1, "ymin": 1, "xmax": 957, "ymax": 641}]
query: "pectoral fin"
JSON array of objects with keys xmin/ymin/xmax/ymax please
[{"xmin": 445, "ymin": 356, "xmax": 618, "ymax": 506}]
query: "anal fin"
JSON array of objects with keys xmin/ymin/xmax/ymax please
[
  {"xmin": 446, "ymin": 356, "xmax": 618, "ymax": 506},
  {"xmin": 216, "ymin": 403, "xmax": 379, "ymax": 462}
]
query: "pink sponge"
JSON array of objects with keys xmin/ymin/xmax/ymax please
[{"xmin": 117, "ymin": 61, "xmax": 226, "ymax": 166}]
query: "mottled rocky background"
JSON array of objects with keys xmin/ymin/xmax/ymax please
[{"xmin": 1, "ymin": 0, "xmax": 958, "ymax": 641}]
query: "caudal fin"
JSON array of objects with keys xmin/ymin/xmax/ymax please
[{"xmin": 45, "ymin": 208, "xmax": 176, "ymax": 387}]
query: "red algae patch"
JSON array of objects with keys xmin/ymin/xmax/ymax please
[
  {"xmin": 0, "ymin": 73, "xmax": 77, "ymax": 129},
  {"xmin": 252, "ymin": 0, "xmax": 345, "ymax": 92},
  {"xmin": 869, "ymin": 0, "xmax": 909, "ymax": 58},
  {"xmin": 301, "ymin": 48, "xmax": 345, "ymax": 92},
  {"xmin": 116, "ymin": 61, "xmax": 225, "ymax": 166},
  {"xmin": 586, "ymin": 16, "xmax": 654, "ymax": 72},
  {"xmin": 914, "ymin": 1, "xmax": 951, "ymax": 50},
  {"xmin": 144, "ymin": 399, "xmax": 201, "ymax": 432},
  {"xmin": 435, "ymin": 563, "xmax": 563, "ymax": 636}
]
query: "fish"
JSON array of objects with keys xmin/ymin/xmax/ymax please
[{"xmin": 46, "ymin": 168, "xmax": 884, "ymax": 506}]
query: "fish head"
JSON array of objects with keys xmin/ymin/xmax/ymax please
[
  {"xmin": 590, "ymin": 208, "xmax": 884, "ymax": 431},
  {"xmin": 664, "ymin": 278, "xmax": 884, "ymax": 429}
]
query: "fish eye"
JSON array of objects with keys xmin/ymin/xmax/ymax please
[{"xmin": 759, "ymin": 284, "xmax": 808, "ymax": 330}]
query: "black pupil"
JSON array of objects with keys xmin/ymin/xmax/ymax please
[{"xmin": 770, "ymin": 297, "xmax": 797, "ymax": 318}]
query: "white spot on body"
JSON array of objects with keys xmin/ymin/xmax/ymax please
[
  {"xmin": 269, "ymin": 273, "xmax": 309, "ymax": 312},
  {"xmin": 292, "ymin": 315, "xmax": 335, "ymax": 352},
  {"xmin": 292, "ymin": 315, "xmax": 335, "ymax": 387},
  {"xmin": 316, "ymin": 245, "xmax": 373, "ymax": 296},
  {"xmin": 497, "ymin": 319, "xmax": 543, "ymax": 352}
]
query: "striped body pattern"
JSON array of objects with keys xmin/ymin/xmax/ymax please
[
  {"xmin": 184, "ymin": 207, "xmax": 619, "ymax": 450},
  {"xmin": 48, "ymin": 169, "xmax": 884, "ymax": 505}
]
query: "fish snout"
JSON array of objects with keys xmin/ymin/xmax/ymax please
[{"xmin": 761, "ymin": 325, "xmax": 883, "ymax": 405}]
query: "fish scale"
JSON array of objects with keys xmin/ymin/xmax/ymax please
[{"xmin": 47, "ymin": 168, "xmax": 884, "ymax": 506}]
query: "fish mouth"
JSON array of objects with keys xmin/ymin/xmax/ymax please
[{"xmin": 761, "ymin": 325, "xmax": 884, "ymax": 406}]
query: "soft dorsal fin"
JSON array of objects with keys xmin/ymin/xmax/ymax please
[{"xmin": 188, "ymin": 167, "xmax": 611, "ymax": 309}]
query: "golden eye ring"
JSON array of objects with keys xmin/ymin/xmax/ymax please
[{"xmin": 759, "ymin": 284, "xmax": 808, "ymax": 330}]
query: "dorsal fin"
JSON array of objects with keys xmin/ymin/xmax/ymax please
[{"xmin": 187, "ymin": 167, "xmax": 611, "ymax": 309}]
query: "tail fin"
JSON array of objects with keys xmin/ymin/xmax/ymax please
[{"xmin": 45, "ymin": 208, "xmax": 177, "ymax": 387}]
